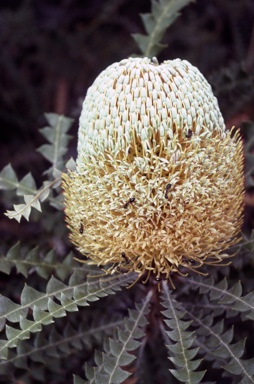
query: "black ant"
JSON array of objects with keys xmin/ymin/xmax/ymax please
[
  {"xmin": 124, "ymin": 197, "xmax": 135, "ymax": 209},
  {"xmin": 122, "ymin": 252, "xmax": 130, "ymax": 264},
  {"xmin": 186, "ymin": 129, "xmax": 193, "ymax": 139},
  {"xmin": 165, "ymin": 183, "xmax": 171, "ymax": 199},
  {"xmin": 116, "ymin": 252, "xmax": 131, "ymax": 274},
  {"xmin": 79, "ymin": 223, "xmax": 84, "ymax": 234}
]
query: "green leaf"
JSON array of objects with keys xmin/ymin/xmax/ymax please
[
  {"xmin": 0, "ymin": 167, "xmax": 37, "ymax": 215},
  {"xmin": 74, "ymin": 376, "xmax": 87, "ymax": 384},
  {"xmin": 0, "ymin": 296, "xmax": 28, "ymax": 326},
  {"xmin": 183, "ymin": 278, "xmax": 254, "ymax": 383},
  {"xmin": 160, "ymin": 282, "xmax": 205, "ymax": 384},
  {"xmin": 21, "ymin": 284, "xmax": 49, "ymax": 310},
  {"xmin": 0, "ymin": 316, "xmax": 125, "ymax": 377},
  {"xmin": 19, "ymin": 317, "xmax": 42, "ymax": 333},
  {"xmin": 66, "ymin": 157, "xmax": 76, "ymax": 171},
  {"xmin": 0, "ymin": 243, "xmax": 80, "ymax": 281},
  {"xmin": 85, "ymin": 290, "xmax": 152, "ymax": 383},
  {"xmin": 37, "ymin": 113, "xmax": 73, "ymax": 172},
  {"xmin": 4, "ymin": 177, "xmax": 61, "ymax": 222},
  {"xmin": 132, "ymin": 0, "xmax": 194, "ymax": 57},
  {"xmin": 0, "ymin": 164, "xmax": 18, "ymax": 190},
  {"xmin": 16, "ymin": 173, "xmax": 37, "ymax": 196},
  {"xmin": 190, "ymin": 276, "xmax": 254, "ymax": 320},
  {"xmin": 6, "ymin": 325, "xmax": 30, "ymax": 343},
  {"xmin": 0, "ymin": 273, "xmax": 137, "ymax": 359},
  {"xmin": 33, "ymin": 307, "xmax": 54, "ymax": 325},
  {"xmin": 0, "ymin": 114, "xmax": 72, "ymax": 222}
]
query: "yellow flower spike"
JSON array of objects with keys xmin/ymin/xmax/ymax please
[{"xmin": 62, "ymin": 57, "xmax": 244, "ymax": 285}]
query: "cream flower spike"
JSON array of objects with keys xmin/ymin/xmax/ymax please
[{"xmin": 62, "ymin": 57, "xmax": 244, "ymax": 285}]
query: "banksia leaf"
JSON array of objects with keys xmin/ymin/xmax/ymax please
[
  {"xmin": 0, "ymin": 317, "xmax": 125, "ymax": 377},
  {"xmin": 161, "ymin": 282, "xmax": 205, "ymax": 383},
  {"xmin": 37, "ymin": 113, "xmax": 73, "ymax": 172},
  {"xmin": 0, "ymin": 164, "xmax": 18, "ymax": 190},
  {"xmin": 0, "ymin": 246, "xmax": 80, "ymax": 281},
  {"xmin": 1, "ymin": 113, "xmax": 73, "ymax": 222},
  {"xmin": 74, "ymin": 376, "xmax": 86, "ymax": 384},
  {"xmin": 132, "ymin": 0, "xmax": 194, "ymax": 57},
  {"xmin": 0, "ymin": 165, "xmax": 37, "ymax": 197},
  {"xmin": 0, "ymin": 272, "xmax": 137, "ymax": 358},
  {"xmin": 191, "ymin": 314, "xmax": 254, "ymax": 382},
  {"xmin": 84, "ymin": 290, "xmax": 152, "ymax": 383},
  {"xmin": 189, "ymin": 276, "xmax": 254, "ymax": 321},
  {"xmin": 4, "ymin": 177, "xmax": 62, "ymax": 222}
]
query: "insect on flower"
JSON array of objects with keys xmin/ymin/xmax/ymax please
[
  {"xmin": 123, "ymin": 197, "xmax": 135, "ymax": 209},
  {"xmin": 186, "ymin": 129, "xmax": 193, "ymax": 138},
  {"xmin": 165, "ymin": 183, "xmax": 172, "ymax": 199},
  {"xmin": 79, "ymin": 223, "xmax": 84, "ymax": 234},
  {"xmin": 122, "ymin": 252, "xmax": 130, "ymax": 264},
  {"xmin": 182, "ymin": 257, "xmax": 196, "ymax": 265}
]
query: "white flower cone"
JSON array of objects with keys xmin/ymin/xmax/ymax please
[{"xmin": 62, "ymin": 57, "xmax": 244, "ymax": 283}]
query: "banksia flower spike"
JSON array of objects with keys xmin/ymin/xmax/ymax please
[{"xmin": 62, "ymin": 57, "xmax": 244, "ymax": 285}]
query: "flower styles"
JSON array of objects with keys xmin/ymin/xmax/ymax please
[{"xmin": 62, "ymin": 57, "xmax": 244, "ymax": 283}]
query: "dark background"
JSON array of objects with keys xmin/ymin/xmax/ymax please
[{"xmin": 0, "ymin": 0, "xmax": 253, "ymax": 249}]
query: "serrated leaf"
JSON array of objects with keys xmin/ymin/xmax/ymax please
[
  {"xmin": 73, "ymin": 376, "xmax": 86, "ymax": 384},
  {"xmin": 170, "ymin": 367, "xmax": 205, "ymax": 383},
  {"xmin": 66, "ymin": 157, "xmax": 76, "ymax": 171},
  {"xmin": 47, "ymin": 276, "xmax": 71, "ymax": 300},
  {"xmin": 4, "ymin": 175, "xmax": 62, "ymax": 222},
  {"xmin": 132, "ymin": 0, "xmax": 193, "ymax": 57},
  {"xmin": 190, "ymin": 276, "xmax": 254, "ymax": 320},
  {"xmin": 37, "ymin": 113, "xmax": 73, "ymax": 172},
  {"xmin": 1, "ymin": 114, "xmax": 71, "ymax": 222},
  {"xmin": 85, "ymin": 290, "xmax": 152, "ymax": 383},
  {"xmin": 52, "ymin": 168, "xmax": 62, "ymax": 184},
  {"xmin": 47, "ymin": 298, "xmax": 66, "ymax": 318},
  {"xmin": 161, "ymin": 282, "xmax": 205, "ymax": 384},
  {"xmin": 16, "ymin": 173, "xmax": 37, "ymax": 196},
  {"xmin": 60, "ymin": 293, "xmax": 78, "ymax": 312},
  {"xmin": 0, "ymin": 272, "xmax": 137, "ymax": 362},
  {"xmin": 6, "ymin": 325, "xmax": 30, "ymax": 343},
  {"xmin": 24, "ymin": 194, "xmax": 42, "ymax": 212},
  {"xmin": 0, "ymin": 340, "xmax": 9, "ymax": 360},
  {"xmin": 39, "ymin": 180, "xmax": 52, "ymax": 201},
  {"xmin": 0, "ymin": 316, "xmax": 125, "ymax": 375},
  {"xmin": 37, "ymin": 144, "xmax": 55, "ymax": 163},
  {"xmin": 21, "ymin": 285, "xmax": 48, "ymax": 310},
  {"xmin": 0, "ymin": 296, "xmax": 28, "ymax": 325},
  {"xmin": 0, "ymin": 164, "xmax": 18, "ymax": 190},
  {"xmin": 0, "ymin": 258, "xmax": 12, "ymax": 275},
  {"xmin": 189, "ymin": 301, "xmax": 254, "ymax": 382},
  {"xmin": 0, "ymin": 243, "xmax": 79, "ymax": 281},
  {"xmin": 33, "ymin": 307, "xmax": 54, "ymax": 325},
  {"xmin": 5, "ymin": 242, "xmax": 21, "ymax": 261},
  {"xmin": 19, "ymin": 317, "xmax": 42, "ymax": 333},
  {"xmin": 5, "ymin": 203, "xmax": 31, "ymax": 222}
]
